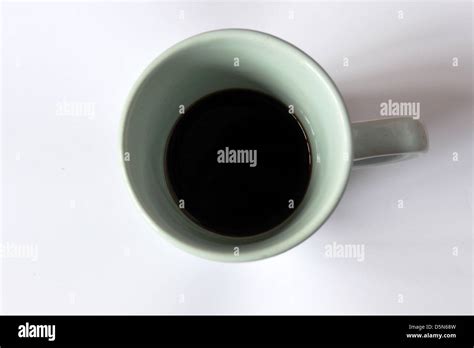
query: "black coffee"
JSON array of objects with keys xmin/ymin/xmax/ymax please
[{"xmin": 165, "ymin": 89, "xmax": 312, "ymax": 237}]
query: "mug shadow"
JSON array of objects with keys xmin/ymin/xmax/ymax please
[
  {"xmin": 339, "ymin": 64, "xmax": 471, "ymax": 199},
  {"xmin": 301, "ymin": 27, "xmax": 472, "ymax": 243}
]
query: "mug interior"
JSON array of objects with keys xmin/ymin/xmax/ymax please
[{"xmin": 121, "ymin": 29, "xmax": 352, "ymax": 261}]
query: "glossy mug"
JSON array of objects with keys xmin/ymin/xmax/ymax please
[{"xmin": 121, "ymin": 29, "xmax": 428, "ymax": 262}]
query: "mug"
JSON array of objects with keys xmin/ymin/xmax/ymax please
[{"xmin": 121, "ymin": 29, "xmax": 428, "ymax": 262}]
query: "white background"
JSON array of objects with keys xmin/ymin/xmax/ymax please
[{"xmin": 1, "ymin": 1, "xmax": 472, "ymax": 314}]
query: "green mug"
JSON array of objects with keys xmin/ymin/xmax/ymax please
[{"xmin": 121, "ymin": 29, "xmax": 428, "ymax": 262}]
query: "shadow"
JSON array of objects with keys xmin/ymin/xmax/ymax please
[
  {"xmin": 334, "ymin": 27, "xmax": 472, "ymax": 189},
  {"xmin": 301, "ymin": 21, "xmax": 473, "ymax": 244}
]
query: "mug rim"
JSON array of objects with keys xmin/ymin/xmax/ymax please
[{"xmin": 120, "ymin": 28, "xmax": 353, "ymax": 262}]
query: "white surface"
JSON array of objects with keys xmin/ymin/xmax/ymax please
[{"xmin": 1, "ymin": 1, "xmax": 472, "ymax": 314}]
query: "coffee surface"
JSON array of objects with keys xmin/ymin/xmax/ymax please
[{"xmin": 165, "ymin": 89, "xmax": 312, "ymax": 237}]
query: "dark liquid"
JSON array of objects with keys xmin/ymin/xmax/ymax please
[{"xmin": 165, "ymin": 89, "xmax": 312, "ymax": 237}]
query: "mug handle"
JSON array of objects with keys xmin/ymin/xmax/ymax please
[{"xmin": 351, "ymin": 117, "xmax": 428, "ymax": 166}]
